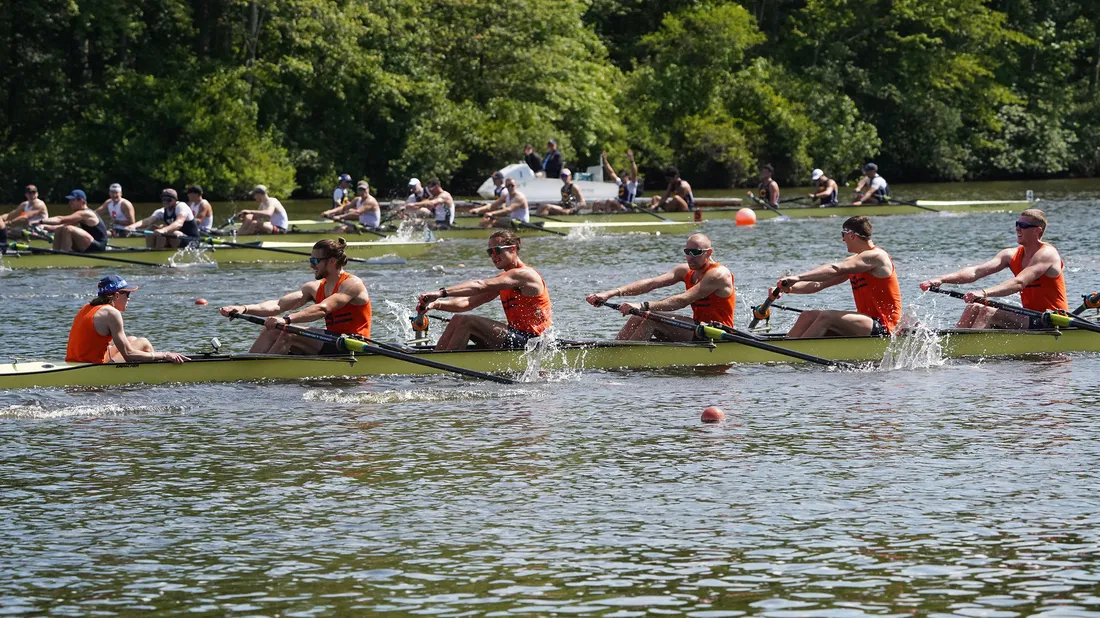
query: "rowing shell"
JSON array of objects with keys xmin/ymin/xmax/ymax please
[
  {"xmin": 3, "ymin": 327, "xmax": 1096, "ymax": 389},
  {"xmin": 0, "ymin": 240, "xmax": 437, "ymax": 269}
]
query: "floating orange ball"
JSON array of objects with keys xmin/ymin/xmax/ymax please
[
  {"xmin": 735, "ymin": 208, "xmax": 757, "ymax": 226},
  {"xmin": 701, "ymin": 406, "xmax": 725, "ymax": 423},
  {"xmin": 194, "ymin": 298, "xmax": 208, "ymax": 306}
]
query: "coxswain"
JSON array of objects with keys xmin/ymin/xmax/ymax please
[
  {"xmin": 651, "ymin": 166, "xmax": 695, "ymax": 212},
  {"xmin": 416, "ymin": 230, "xmax": 552, "ymax": 350},
  {"xmin": 479, "ymin": 178, "xmax": 529, "ymax": 228},
  {"xmin": 219, "ymin": 238, "xmax": 373, "ymax": 354},
  {"xmin": 775, "ymin": 216, "xmax": 902, "ymax": 338},
  {"xmin": 809, "ymin": 169, "xmax": 839, "ymax": 207},
  {"xmin": 0, "ymin": 184, "xmax": 48, "ymax": 243},
  {"xmin": 124, "ymin": 188, "xmax": 201, "ymax": 248},
  {"xmin": 65, "ymin": 275, "xmax": 189, "ymax": 364},
  {"xmin": 407, "ymin": 178, "xmax": 456, "ymax": 229},
  {"xmin": 586, "ymin": 233, "xmax": 735, "ymax": 341},
  {"xmin": 95, "ymin": 183, "xmax": 136, "ymax": 236},
  {"xmin": 749, "ymin": 163, "xmax": 780, "ymax": 207},
  {"xmin": 186, "ymin": 185, "xmax": 215, "ymax": 234},
  {"xmin": 469, "ymin": 172, "xmax": 507, "ymax": 215},
  {"xmin": 537, "ymin": 169, "xmax": 585, "ymax": 216},
  {"xmin": 238, "ymin": 185, "xmax": 289, "ymax": 234},
  {"xmin": 37, "ymin": 189, "xmax": 109, "ymax": 253},
  {"xmin": 594, "ymin": 149, "xmax": 639, "ymax": 212},
  {"xmin": 331, "ymin": 181, "xmax": 381, "ymax": 232},
  {"xmin": 333, "ymin": 173, "xmax": 353, "ymax": 209},
  {"xmin": 919, "ymin": 209, "xmax": 1066, "ymax": 328},
  {"xmin": 853, "ymin": 163, "xmax": 889, "ymax": 205}
]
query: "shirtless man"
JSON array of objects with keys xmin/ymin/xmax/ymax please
[
  {"xmin": 95, "ymin": 183, "xmax": 136, "ymax": 236},
  {"xmin": 0, "ymin": 184, "xmax": 49, "ymax": 244},
  {"xmin": 330, "ymin": 181, "xmax": 382, "ymax": 231},
  {"xmin": 651, "ymin": 166, "xmax": 695, "ymax": 212},
  {"xmin": 186, "ymin": 185, "xmax": 215, "ymax": 234},
  {"xmin": 238, "ymin": 185, "xmax": 289, "ymax": 234},
  {"xmin": 594, "ymin": 149, "xmax": 639, "ymax": 212}
]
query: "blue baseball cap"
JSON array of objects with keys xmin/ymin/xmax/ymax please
[
  {"xmin": 98, "ymin": 275, "xmax": 140, "ymax": 295},
  {"xmin": 338, "ymin": 173, "xmax": 352, "ymax": 182},
  {"xmin": 65, "ymin": 189, "xmax": 87, "ymax": 200}
]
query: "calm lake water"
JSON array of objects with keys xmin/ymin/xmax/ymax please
[{"xmin": 2, "ymin": 180, "xmax": 1099, "ymax": 616}]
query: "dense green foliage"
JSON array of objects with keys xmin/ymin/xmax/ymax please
[{"xmin": 1, "ymin": 0, "xmax": 1097, "ymax": 201}]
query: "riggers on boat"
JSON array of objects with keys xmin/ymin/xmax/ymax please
[{"xmin": 3, "ymin": 327, "xmax": 1097, "ymax": 389}]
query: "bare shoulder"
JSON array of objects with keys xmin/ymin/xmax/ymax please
[
  {"xmin": 341, "ymin": 272, "xmax": 368, "ymax": 292},
  {"xmin": 300, "ymin": 279, "xmax": 322, "ymax": 295},
  {"xmin": 706, "ymin": 263, "xmax": 733, "ymax": 280}
]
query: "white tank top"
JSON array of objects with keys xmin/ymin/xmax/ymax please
[
  {"xmin": 22, "ymin": 201, "xmax": 45, "ymax": 224},
  {"xmin": 434, "ymin": 201, "xmax": 454, "ymax": 225},
  {"xmin": 358, "ymin": 200, "xmax": 380, "ymax": 228},
  {"xmin": 191, "ymin": 200, "xmax": 213, "ymax": 230},
  {"xmin": 106, "ymin": 199, "xmax": 130, "ymax": 224},
  {"xmin": 268, "ymin": 198, "xmax": 288, "ymax": 230},
  {"xmin": 157, "ymin": 202, "xmax": 195, "ymax": 223},
  {"xmin": 508, "ymin": 193, "xmax": 529, "ymax": 222}
]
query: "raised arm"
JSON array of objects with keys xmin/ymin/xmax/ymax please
[
  {"xmin": 586, "ymin": 266, "xmax": 688, "ymax": 306},
  {"xmin": 602, "ymin": 151, "xmax": 619, "ymax": 184},
  {"xmin": 219, "ymin": 284, "xmax": 314, "ymax": 318},
  {"xmin": 919, "ymin": 249, "xmax": 1014, "ymax": 290}
]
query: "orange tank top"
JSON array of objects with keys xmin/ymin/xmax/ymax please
[
  {"xmin": 1010, "ymin": 244, "xmax": 1067, "ymax": 312},
  {"xmin": 848, "ymin": 249, "xmax": 903, "ymax": 334},
  {"xmin": 683, "ymin": 262, "xmax": 736, "ymax": 327},
  {"xmin": 65, "ymin": 303, "xmax": 113, "ymax": 363},
  {"xmin": 499, "ymin": 265, "xmax": 553, "ymax": 335},
  {"xmin": 314, "ymin": 271, "xmax": 372, "ymax": 337}
]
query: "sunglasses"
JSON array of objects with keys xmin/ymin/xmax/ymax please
[
  {"xmin": 1016, "ymin": 221, "xmax": 1041, "ymax": 229},
  {"xmin": 683, "ymin": 247, "xmax": 709, "ymax": 257},
  {"xmin": 309, "ymin": 256, "xmax": 330, "ymax": 265},
  {"xmin": 161, "ymin": 197, "xmax": 175, "ymax": 202},
  {"xmin": 116, "ymin": 290, "xmax": 132, "ymax": 297},
  {"xmin": 486, "ymin": 245, "xmax": 516, "ymax": 257}
]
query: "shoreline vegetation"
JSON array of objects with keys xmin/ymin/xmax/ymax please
[{"xmin": 1, "ymin": 0, "xmax": 1097, "ymax": 203}]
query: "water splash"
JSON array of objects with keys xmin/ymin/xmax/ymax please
[
  {"xmin": 303, "ymin": 387, "xmax": 539, "ymax": 404},
  {"xmin": 167, "ymin": 245, "xmax": 217, "ymax": 268},
  {"xmin": 565, "ymin": 224, "xmax": 598, "ymax": 242},
  {"xmin": 0, "ymin": 403, "xmax": 183, "ymax": 419},
  {"xmin": 516, "ymin": 327, "xmax": 583, "ymax": 383},
  {"xmin": 382, "ymin": 299, "xmax": 422, "ymax": 343},
  {"xmin": 878, "ymin": 309, "xmax": 946, "ymax": 371}
]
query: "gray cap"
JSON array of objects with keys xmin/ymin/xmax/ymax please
[{"xmin": 251, "ymin": 184, "xmax": 268, "ymax": 195}]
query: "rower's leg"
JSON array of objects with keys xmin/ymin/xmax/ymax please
[
  {"xmin": 986, "ymin": 309, "xmax": 1030, "ymax": 329},
  {"xmin": 107, "ymin": 336, "xmax": 153, "ymax": 362},
  {"xmin": 416, "ymin": 207, "xmax": 432, "ymax": 218},
  {"xmin": 957, "ymin": 304, "xmax": 997, "ymax": 328},
  {"xmin": 435, "ymin": 315, "xmax": 509, "ymax": 350},
  {"xmin": 785, "ymin": 310, "xmax": 823, "ymax": 338},
  {"xmin": 616, "ymin": 315, "xmax": 658, "ymax": 340},
  {"xmin": 666, "ymin": 196, "xmax": 690, "ymax": 212},
  {"xmin": 269, "ymin": 332, "xmax": 324, "ymax": 355},
  {"xmin": 249, "ymin": 329, "xmax": 283, "ymax": 353},
  {"xmin": 800, "ymin": 310, "xmax": 874, "ymax": 338},
  {"xmin": 238, "ymin": 214, "xmax": 257, "ymax": 235},
  {"xmin": 66, "ymin": 227, "xmax": 95, "ymax": 252}
]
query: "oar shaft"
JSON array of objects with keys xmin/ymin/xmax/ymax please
[
  {"xmin": 885, "ymin": 197, "xmax": 939, "ymax": 212},
  {"xmin": 748, "ymin": 291, "xmax": 781, "ymax": 329},
  {"xmin": 1073, "ymin": 293, "xmax": 1100, "ymax": 316},
  {"xmin": 324, "ymin": 215, "xmax": 389, "ymax": 238},
  {"xmin": 510, "ymin": 218, "xmax": 568, "ymax": 236},
  {"xmin": 928, "ymin": 286, "xmax": 1100, "ymax": 333},
  {"xmin": 4, "ymin": 242, "xmax": 165, "ymax": 267}
]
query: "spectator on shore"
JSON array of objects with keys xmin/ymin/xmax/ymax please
[{"xmin": 542, "ymin": 140, "xmax": 563, "ymax": 179}]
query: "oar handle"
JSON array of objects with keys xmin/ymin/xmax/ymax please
[
  {"xmin": 1073, "ymin": 292, "xmax": 1100, "ymax": 315},
  {"xmin": 929, "ymin": 286, "xmax": 1100, "ymax": 333},
  {"xmin": 748, "ymin": 289, "xmax": 782, "ymax": 329}
]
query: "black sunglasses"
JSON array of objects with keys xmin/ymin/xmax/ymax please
[
  {"xmin": 487, "ymin": 245, "xmax": 516, "ymax": 257},
  {"xmin": 683, "ymin": 248, "xmax": 709, "ymax": 257},
  {"xmin": 1016, "ymin": 221, "xmax": 1041, "ymax": 229},
  {"xmin": 309, "ymin": 256, "xmax": 330, "ymax": 265}
]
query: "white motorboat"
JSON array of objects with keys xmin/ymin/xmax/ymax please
[{"xmin": 476, "ymin": 162, "xmax": 621, "ymax": 203}]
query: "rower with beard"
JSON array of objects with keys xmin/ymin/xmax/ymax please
[
  {"xmin": 125, "ymin": 188, "xmax": 201, "ymax": 248},
  {"xmin": 219, "ymin": 238, "xmax": 372, "ymax": 355}
]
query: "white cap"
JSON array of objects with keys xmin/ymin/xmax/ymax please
[
  {"xmin": 407, "ymin": 178, "xmax": 420, "ymax": 187},
  {"xmin": 109, "ymin": 183, "xmax": 122, "ymax": 192},
  {"xmin": 811, "ymin": 169, "xmax": 824, "ymax": 181},
  {"xmin": 251, "ymin": 184, "xmax": 268, "ymax": 195},
  {"xmin": 560, "ymin": 168, "xmax": 572, "ymax": 177}
]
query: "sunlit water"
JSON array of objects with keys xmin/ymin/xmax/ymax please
[{"xmin": 3, "ymin": 183, "xmax": 1100, "ymax": 616}]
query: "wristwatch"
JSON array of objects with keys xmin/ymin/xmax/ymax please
[
  {"xmin": 283, "ymin": 314, "xmax": 293, "ymax": 325},
  {"xmin": 439, "ymin": 287, "xmax": 448, "ymax": 298}
]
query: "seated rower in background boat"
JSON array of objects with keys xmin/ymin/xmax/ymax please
[
  {"xmin": 919, "ymin": 208, "xmax": 1067, "ymax": 328},
  {"xmin": 775, "ymin": 216, "xmax": 902, "ymax": 338},
  {"xmin": 124, "ymin": 188, "xmax": 201, "ymax": 249},
  {"xmin": 416, "ymin": 230, "xmax": 552, "ymax": 350},
  {"xmin": 332, "ymin": 173, "xmax": 353, "ymax": 210},
  {"xmin": 219, "ymin": 238, "xmax": 373, "ymax": 355},
  {"xmin": 330, "ymin": 181, "xmax": 381, "ymax": 232},
  {"xmin": 186, "ymin": 184, "xmax": 214, "ymax": 234},
  {"xmin": 537, "ymin": 169, "xmax": 585, "ymax": 216},
  {"xmin": 586, "ymin": 233, "xmax": 735, "ymax": 341},
  {"xmin": 479, "ymin": 178, "xmax": 529, "ymax": 228},
  {"xmin": 853, "ymin": 163, "xmax": 889, "ymax": 205},
  {"xmin": 238, "ymin": 184, "xmax": 289, "ymax": 234},
  {"xmin": 37, "ymin": 189, "xmax": 109, "ymax": 253},
  {"xmin": 66, "ymin": 275, "xmax": 189, "ymax": 364},
  {"xmin": 809, "ymin": 169, "xmax": 839, "ymax": 207},
  {"xmin": 95, "ymin": 183, "xmax": 136, "ymax": 236},
  {"xmin": 468, "ymin": 172, "xmax": 507, "ymax": 216},
  {"xmin": 593, "ymin": 149, "xmax": 639, "ymax": 213},
  {"xmin": 407, "ymin": 178, "xmax": 456, "ymax": 229},
  {"xmin": 749, "ymin": 163, "xmax": 780, "ymax": 207},
  {"xmin": 651, "ymin": 166, "xmax": 695, "ymax": 212},
  {"xmin": 0, "ymin": 184, "xmax": 48, "ymax": 244}
]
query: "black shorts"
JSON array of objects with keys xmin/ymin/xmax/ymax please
[
  {"xmin": 86, "ymin": 240, "xmax": 108, "ymax": 253},
  {"xmin": 433, "ymin": 221, "xmax": 453, "ymax": 230},
  {"xmin": 271, "ymin": 225, "xmax": 287, "ymax": 234},
  {"xmin": 869, "ymin": 318, "xmax": 889, "ymax": 338},
  {"xmin": 501, "ymin": 328, "xmax": 539, "ymax": 350},
  {"xmin": 319, "ymin": 333, "xmax": 366, "ymax": 354}
]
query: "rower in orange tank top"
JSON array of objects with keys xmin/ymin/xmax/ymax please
[
  {"xmin": 848, "ymin": 259, "xmax": 903, "ymax": 333},
  {"xmin": 66, "ymin": 303, "xmax": 113, "ymax": 363},
  {"xmin": 499, "ymin": 270, "xmax": 552, "ymax": 335},
  {"xmin": 1010, "ymin": 243, "xmax": 1067, "ymax": 312},
  {"xmin": 315, "ymin": 271, "xmax": 372, "ymax": 338},
  {"xmin": 683, "ymin": 262, "xmax": 736, "ymax": 327},
  {"xmin": 65, "ymin": 275, "xmax": 189, "ymax": 364}
]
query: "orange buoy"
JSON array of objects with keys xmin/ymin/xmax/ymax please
[
  {"xmin": 701, "ymin": 406, "xmax": 725, "ymax": 423},
  {"xmin": 194, "ymin": 298, "xmax": 208, "ymax": 306},
  {"xmin": 735, "ymin": 208, "xmax": 757, "ymax": 226}
]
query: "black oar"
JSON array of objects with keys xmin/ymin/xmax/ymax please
[
  {"xmin": 509, "ymin": 218, "xmax": 568, "ymax": 237},
  {"xmin": 215, "ymin": 213, "xmax": 237, "ymax": 231},
  {"xmin": 747, "ymin": 193, "xmax": 790, "ymax": 221},
  {"xmin": 928, "ymin": 286, "xmax": 1100, "ymax": 334},
  {"xmin": 1, "ymin": 242, "xmax": 167, "ymax": 268},
  {"xmin": 323, "ymin": 215, "xmax": 390, "ymax": 238},
  {"xmin": 1073, "ymin": 292, "xmax": 1100, "ymax": 316},
  {"xmin": 529, "ymin": 213, "xmax": 567, "ymax": 223},
  {"xmin": 627, "ymin": 203, "xmax": 672, "ymax": 222},
  {"xmin": 771, "ymin": 303, "xmax": 803, "ymax": 314},
  {"xmin": 598, "ymin": 301, "xmax": 854, "ymax": 368},
  {"xmin": 778, "ymin": 196, "xmax": 807, "ymax": 204},
  {"xmin": 126, "ymin": 229, "xmax": 393, "ymax": 264},
  {"xmin": 884, "ymin": 196, "xmax": 940, "ymax": 213},
  {"xmin": 229, "ymin": 312, "xmax": 516, "ymax": 384},
  {"xmin": 748, "ymin": 289, "xmax": 782, "ymax": 329}
]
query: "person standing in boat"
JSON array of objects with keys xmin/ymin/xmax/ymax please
[
  {"xmin": 586, "ymin": 233, "xmax": 735, "ymax": 341},
  {"xmin": 66, "ymin": 275, "xmax": 189, "ymax": 364},
  {"xmin": 0, "ymin": 184, "xmax": 48, "ymax": 244},
  {"xmin": 94, "ymin": 183, "xmax": 136, "ymax": 237},
  {"xmin": 124, "ymin": 188, "xmax": 201, "ymax": 249},
  {"xmin": 479, "ymin": 178, "xmax": 529, "ymax": 228},
  {"xmin": 219, "ymin": 238, "xmax": 373, "ymax": 355},
  {"xmin": 749, "ymin": 163, "xmax": 780, "ymax": 207},
  {"xmin": 537, "ymin": 169, "xmax": 585, "ymax": 216},
  {"xmin": 330, "ymin": 181, "xmax": 382, "ymax": 232},
  {"xmin": 651, "ymin": 166, "xmax": 695, "ymax": 212},
  {"xmin": 416, "ymin": 230, "xmax": 552, "ymax": 350},
  {"xmin": 237, "ymin": 185, "xmax": 289, "ymax": 234},
  {"xmin": 37, "ymin": 189, "xmax": 109, "ymax": 253},
  {"xmin": 919, "ymin": 209, "xmax": 1067, "ymax": 329},
  {"xmin": 774, "ymin": 216, "xmax": 903, "ymax": 338},
  {"xmin": 542, "ymin": 139, "xmax": 563, "ymax": 179},
  {"xmin": 594, "ymin": 149, "xmax": 639, "ymax": 212},
  {"xmin": 809, "ymin": 169, "xmax": 839, "ymax": 207},
  {"xmin": 407, "ymin": 178, "xmax": 456, "ymax": 229},
  {"xmin": 524, "ymin": 144, "xmax": 544, "ymax": 177},
  {"xmin": 186, "ymin": 185, "xmax": 215, "ymax": 234},
  {"xmin": 853, "ymin": 163, "xmax": 889, "ymax": 205}
]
